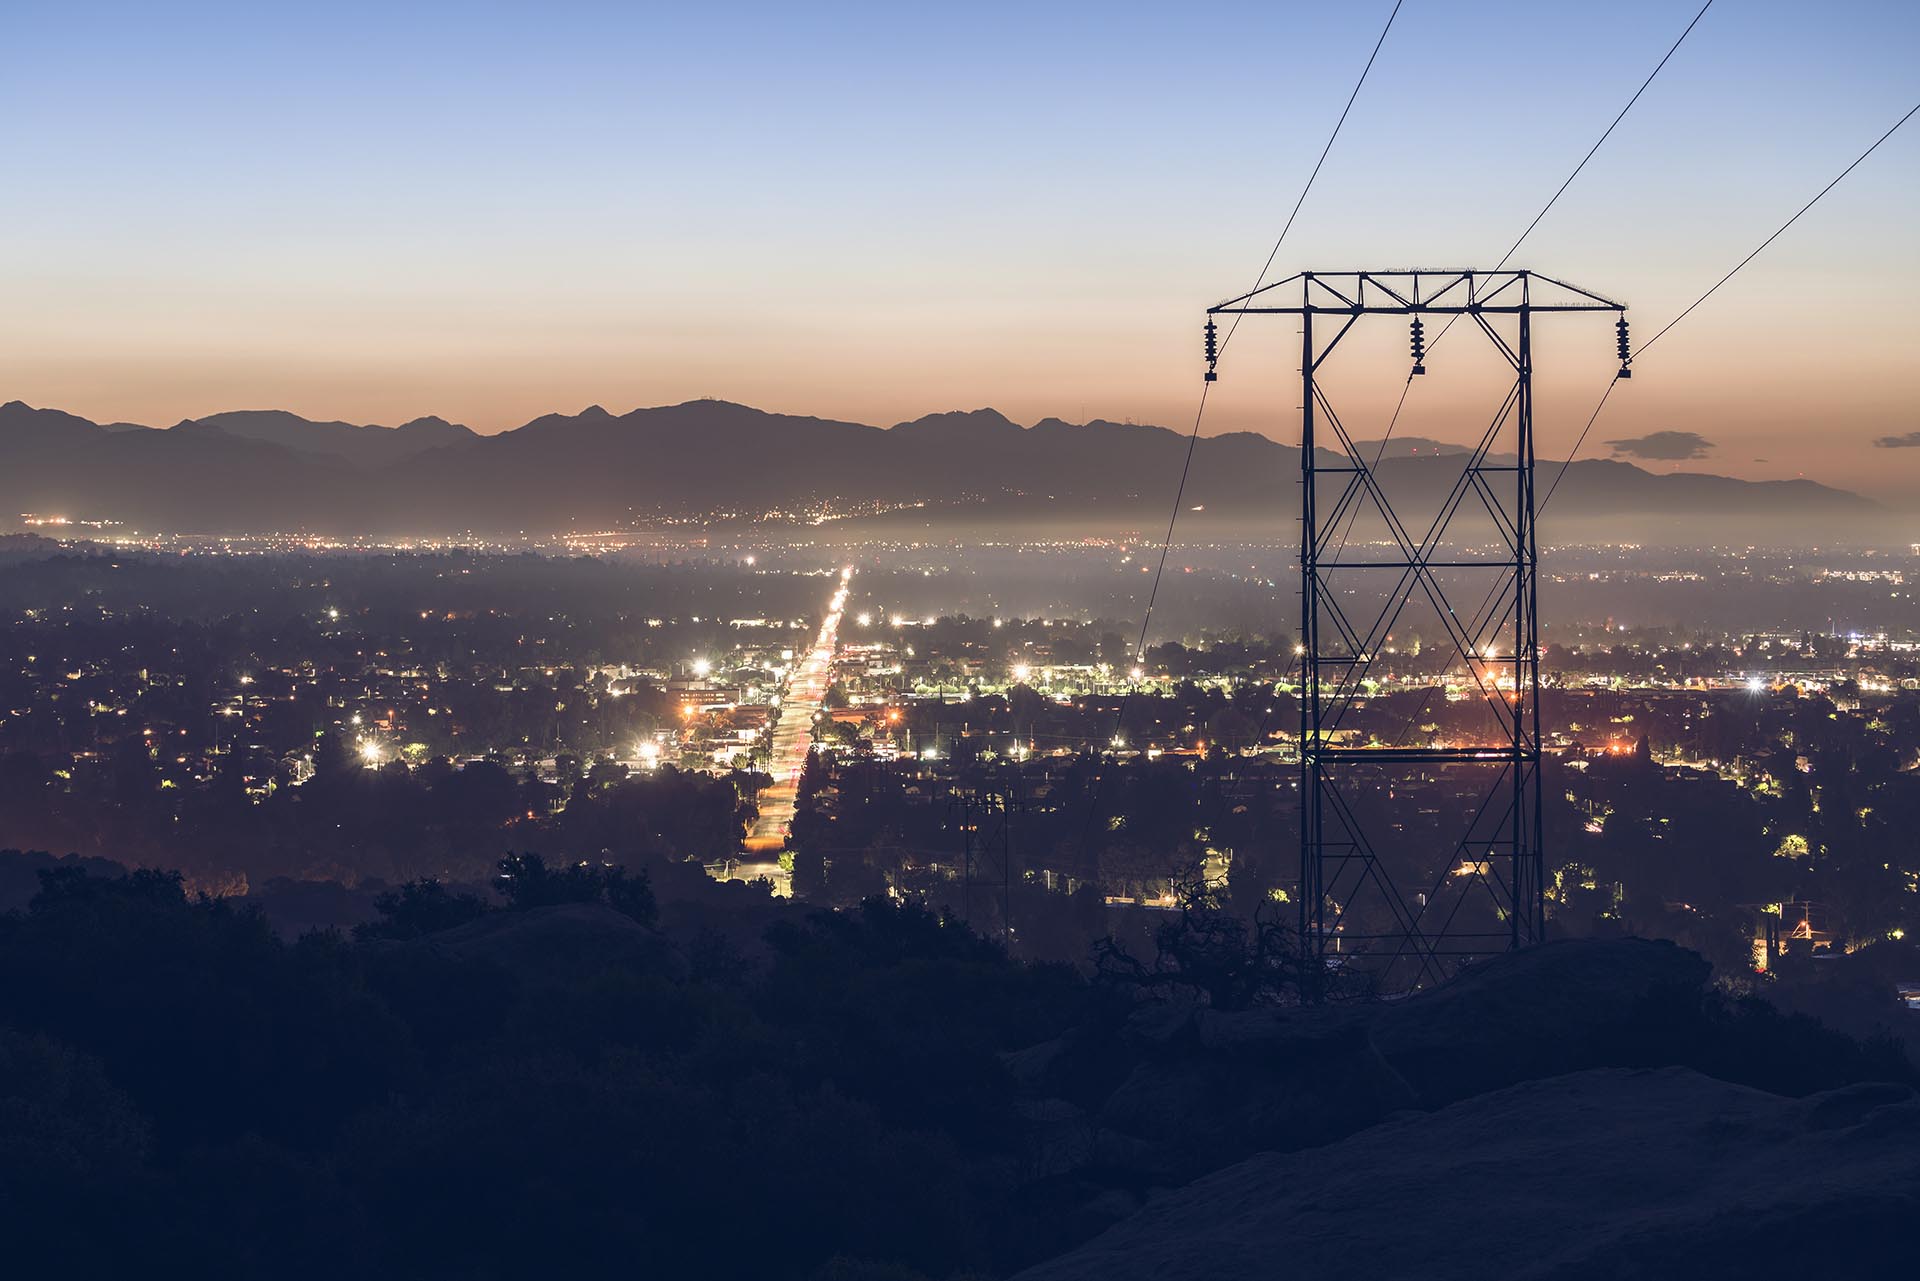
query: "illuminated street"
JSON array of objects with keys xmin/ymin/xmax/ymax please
[{"xmin": 736, "ymin": 566, "xmax": 853, "ymax": 891}]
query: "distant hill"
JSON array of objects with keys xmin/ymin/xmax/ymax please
[
  {"xmin": 0, "ymin": 398, "xmax": 1887, "ymax": 541},
  {"xmin": 176, "ymin": 409, "xmax": 477, "ymax": 468},
  {"xmin": 1351, "ymin": 434, "xmax": 1496, "ymax": 460}
]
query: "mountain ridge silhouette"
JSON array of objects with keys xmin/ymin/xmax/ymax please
[{"xmin": 0, "ymin": 398, "xmax": 1880, "ymax": 538}]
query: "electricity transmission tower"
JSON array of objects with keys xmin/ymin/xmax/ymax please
[
  {"xmin": 1207, "ymin": 269, "xmax": 1627, "ymax": 996},
  {"xmin": 947, "ymin": 780, "xmax": 1019, "ymax": 945}
]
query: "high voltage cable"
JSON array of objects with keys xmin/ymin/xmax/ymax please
[
  {"xmin": 1543, "ymin": 96, "xmax": 1920, "ymax": 511},
  {"xmin": 1211, "ymin": 0, "xmax": 1405, "ymax": 367},
  {"xmin": 1073, "ymin": 0, "xmax": 1405, "ymax": 868},
  {"xmin": 1383, "ymin": 95, "xmax": 1920, "ymax": 751},
  {"xmin": 1488, "ymin": 0, "xmax": 1714, "ymax": 284},
  {"xmin": 1331, "ymin": 0, "xmax": 1715, "ymax": 563},
  {"xmin": 1628, "ymin": 98, "xmax": 1920, "ymax": 364},
  {"xmin": 1130, "ymin": 0, "xmax": 1405, "ymax": 666},
  {"xmin": 1340, "ymin": 0, "xmax": 1720, "ymax": 753},
  {"xmin": 1128, "ymin": 0, "xmax": 1403, "ymax": 667}
]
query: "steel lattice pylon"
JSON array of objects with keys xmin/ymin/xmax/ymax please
[
  {"xmin": 1208, "ymin": 270, "xmax": 1626, "ymax": 997},
  {"xmin": 947, "ymin": 778, "xmax": 1019, "ymax": 945}
]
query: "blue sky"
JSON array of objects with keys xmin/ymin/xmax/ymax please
[{"xmin": 2, "ymin": 1, "xmax": 1915, "ymax": 495}]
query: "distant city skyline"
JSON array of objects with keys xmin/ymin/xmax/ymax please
[{"xmin": 2, "ymin": 1, "xmax": 1915, "ymax": 498}]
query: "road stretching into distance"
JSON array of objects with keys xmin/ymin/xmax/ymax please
[{"xmin": 737, "ymin": 567, "xmax": 852, "ymax": 892}]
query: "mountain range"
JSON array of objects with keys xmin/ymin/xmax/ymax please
[{"xmin": 0, "ymin": 399, "xmax": 1886, "ymax": 542}]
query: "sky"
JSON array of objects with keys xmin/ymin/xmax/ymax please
[{"xmin": 2, "ymin": 1, "xmax": 1916, "ymax": 498}]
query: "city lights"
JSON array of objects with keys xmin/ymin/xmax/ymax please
[{"xmin": 0, "ymin": 3, "xmax": 1910, "ymax": 1266}]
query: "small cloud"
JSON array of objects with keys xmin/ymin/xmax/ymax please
[
  {"xmin": 1872, "ymin": 431, "xmax": 1920, "ymax": 449},
  {"xmin": 1605, "ymin": 430, "xmax": 1713, "ymax": 461}
]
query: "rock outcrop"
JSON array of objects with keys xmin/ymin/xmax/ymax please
[
  {"xmin": 1004, "ymin": 938, "xmax": 1713, "ymax": 1198},
  {"xmin": 1014, "ymin": 1067, "xmax": 1920, "ymax": 1280}
]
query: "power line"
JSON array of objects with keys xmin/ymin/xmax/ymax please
[
  {"xmin": 1537, "ymin": 379, "xmax": 1621, "ymax": 512},
  {"xmin": 1132, "ymin": 383, "xmax": 1211, "ymax": 662},
  {"xmin": 1077, "ymin": 0, "xmax": 1406, "ymax": 868},
  {"xmin": 1331, "ymin": 0, "xmax": 1729, "ymax": 757},
  {"xmin": 1629, "ymin": 99, "xmax": 1920, "ymax": 363},
  {"xmin": 1544, "ymin": 96, "xmax": 1920, "ymax": 510},
  {"xmin": 1214, "ymin": 0, "xmax": 1405, "ymax": 364},
  {"xmin": 1331, "ymin": 0, "xmax": 1716, "ymax": 564},
  {"xmin": 1489, "ymin": 0, "xmax": 1715, "ymax": 279},
  {"xmin": 1130, "ymin": 0, "xmax": 1405, "ymax": 664},
  {"xmin": 1387, "ymin": 94, "xmax": 1920, "ymax": 753},
  {"xmin": 1341, "ymin": 0, "xmax": 1720, "ymax": 746}
]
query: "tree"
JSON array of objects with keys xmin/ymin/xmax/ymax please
[
  {"xmin": 312, "ymin": 730, "xmax": 358, "ymax": 779},
  {"xmin": 1093, "ymin": 878, "xmax": 1301, "ymax": 1010},
  {"xmin": 355, "ymin": 879, "xmax": 491, "ymax": 941},
  {"xmin": 494, "ymin": 853, "xmax": 657, "ymax": 926}
]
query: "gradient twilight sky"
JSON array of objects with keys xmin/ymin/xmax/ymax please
[{"xmin": 3, "ymin": 1, "xmax": 1916, "ymax": 497}]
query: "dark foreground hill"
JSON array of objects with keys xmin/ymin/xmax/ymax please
[
  {"xmin": 1014, "ymin": 1068, "xmax": 1920, "ymax": 1281},
  {"xmin": 0, "ymin": 398, "xmax": 1884, "ymax": 542},
  {"xmin": 0, "ymin": 855, "xmax": 1914, "ymax": 1280}
]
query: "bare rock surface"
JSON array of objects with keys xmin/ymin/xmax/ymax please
[
  {"xmin": 1012, "ymin": 1066, "xmax": 1920, "ymax": 1281},
  {"xmin": 1006, "ymin": 939, "xmax": 1713, "ymax": 1190},
  {"xmin": 1365, "ymin": 937, "xmax": 1712, "ymax": 1103}
]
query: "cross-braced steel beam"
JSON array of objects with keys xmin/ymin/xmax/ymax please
[{"xmin": 1208, "ymin": 270, "xmax": 1625, "ymax": 997}]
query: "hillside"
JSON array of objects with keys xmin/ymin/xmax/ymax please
[
  {"xmin": 0, "ymin": 398, "xmax": 1885, "ymax": 541},
  {"xmin": 1013, "ymin": 1067, "xmax": 1920, "ymax": 1280}
]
